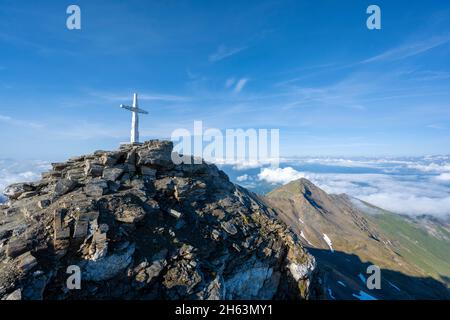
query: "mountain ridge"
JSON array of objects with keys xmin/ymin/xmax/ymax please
[
  {"xmin": 264, "ymin": 178, "xmax": 450, "ymax": 299},
  {"xmin": 0, "ymin": 140, "xmax": 321, "ymax": 300}
]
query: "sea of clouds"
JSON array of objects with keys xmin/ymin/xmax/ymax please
[
  {"xmin": 220, "ymin": 156, "xmax": 450, "ymax": 218},
  {"xmin": 1, "ymin": 156, "xmax": 450, "ymax": 218},
  {"xmin": 0, "ymin": 159, "xmax": 50, "ymax": 203}
]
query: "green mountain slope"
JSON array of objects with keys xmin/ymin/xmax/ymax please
[
  {"xmin": 264, "ymin": 178, "xmax": 450, "ymax": 299},
  {"xmin": 367, "ymin": 210, "xmax": 450, "ymax": 285}
]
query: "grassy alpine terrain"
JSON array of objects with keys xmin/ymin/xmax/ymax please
[
  {"xmin": 264, "ymin": 178, "xmax": 450, "ymax": 299},
  {"xmin": 364, "ymin": 207, "xmax": 450, "ymax": 286}
]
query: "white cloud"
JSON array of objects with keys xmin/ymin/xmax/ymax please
[
  {"xmin": 436, "ymin": 173, "xmax": 450, "ymax": 182},
  {"xmin": 256, "ymin": 165, "xmax": 450, "ymax": 218},
  {"xmin": 360, "ymin": 192, "xmax": 450, "ymax": 218},
  {"xmin": 209, "ymin": 45, "xmax": 247, "ymax": 62},
  {"xmin": 233, "ymin": 78, "xmax": 249, "ymax": 93},
  {"xmin": 280, "ymin": 156, "xmax": 450, "ymax": 175},
  {"xmin": 306, "ymin": 172, "xmax": 450, "ymax": 217},
  {"xmin": 258, "ymin": 167, "xmax": 306, "ymax": 185},
  {"xmin": 236, "ymin": 174, "xmax": 249, "ymax": 182},
  {"xmin": 407, "ymin": 162, "xmax": 450, "ymax": 173},
  {"xmin": 213, "ymin": 158, "xmax": 279, "ymax": 171}
]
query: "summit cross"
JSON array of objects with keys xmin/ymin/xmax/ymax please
[{"xmin": 120, "ymin": 93, "xmax": 148, "ymax": 144}]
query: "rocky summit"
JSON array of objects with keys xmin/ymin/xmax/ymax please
[{"xmin": 0, "ymin": 140, "xmax": 320, "ymax": 300}]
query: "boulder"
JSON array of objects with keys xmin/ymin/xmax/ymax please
[
  {"xmin": 16, "ymin": 251, "xmax": 37, "ymax": 273},
  {"xmin": 65, "ymin": 168, "xmax": 85, "ymax": 181},
  {"xmin": 125, "ymin": 148, "xmax": 137, "ymax": 164},
  {"xmin": 115, "ymin": 205, "xmax": 146, "ymax": 223},
  {"xmin": 84, "ymin": 179, "xmax": 108, "ymax": 197},
  {"xmin": 163, "ymin": 260, "xmax": 203, "ymax": 298},
  {"xmin": 134, "ymin": 249, "xmax": 168, "ymax": 287},
  {"xmin": 100, "ymin": 151, "xmax": 125, "ymax": 166},
  {"xmin": 102, "ymin": 167, "xmax": 124, "ymax": 181},
  {"xmin": 221, "ymin": 221, "xmax": 238, "ymax": 235},
  {"xmin": 54, "ymin": 179, "xmax": 77, "ymax": 196},
  {"xmin": 73, "ymin": 215, "xmax": 90, "ymax": 240},
  {"xmin": 140, "ymin": 166, "xmax": 156, "ymax": 178},
  {"xmin": 86, "ymin": 226, "xmax": 109, "ymax": 261},
  {"xmin": 51, "ymin": 162, "xmax": 69, "ymax": 171},
  {"xmin": 17, "ymin": 191, "xmax": 38, "ymax": 200},
  {"xmin": 3, "ymin": 183, "xmax": 34, "ymax": 200},
  {"xmin": 6, "ymin": 237, "xmax": 29, "ymax": 258},
  {"xmin": 169, "ymin": 209, "xmax": 182, "ymax": 219},
  {"xmin": 80, "ymin": 244, "xmax": 135, "ymax": 281},
  {"xmin": 37, "ymin": 199, "xmax": 51, "ymax": 209},
  {"xmin": 2, "ymin": 289, "xmax": 22, "ymax": 300},
  {"xmin": 53, "ymin": 208, "xmax": 70, "ymax": 246},
  {"xmin": 137, "ymin": 140, "xmax": 174, "ymax": 168},
  {"xmin": 84, "ymin": 160, "xmax": 104, "ymax": 177}
]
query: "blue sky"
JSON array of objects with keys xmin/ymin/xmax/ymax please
[{"xmin": 1, "ymin": 0, "xmax": 450, "ymax": 160}]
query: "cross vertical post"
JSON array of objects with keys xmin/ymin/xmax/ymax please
[
  {"xmin": 131, "ymin": 93, "xmax": 139, "ymax": 143},
  {"xmin": 120, "ymin": 93, "xmax": 148, "ymax": 145}
]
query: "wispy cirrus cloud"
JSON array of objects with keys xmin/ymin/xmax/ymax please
[
  {"xmin": 362, "ymin": 34, "xmax": 450, "ymax": 64},
  {"xmin": 233, "ymin": 78, "xmax": 249, "ymax": 93},
  {"xmin": 88, "ymin": 91, "xmax": 191, "ymax": 103},
  {"xmin": 0, "ymin": 114, "xmax": 44, "ymax": 129},
  {"xmin": 224, "ymin": 77, "xmax": 249, "ymax": 93},
  {"xmin": 427, "ymin": 124, "xmax": 446, "ymax": 130},
  {"xmin": 209, "ymin": 44, "xmax": 247, "ymax": 62}
]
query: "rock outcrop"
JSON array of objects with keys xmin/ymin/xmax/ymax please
[{"xmin": 0, "ymin": 140, "xmax": 320, "ymax": 300}]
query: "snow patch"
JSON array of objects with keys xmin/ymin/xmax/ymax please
[
  {"xmin": 337, "ymin": 280, "xmax": 346, "ymax": 287},
  {"xmin": 323, "ymin": 233, "xmax": 334, "ymax": 252},
  {"xmin": 352, "ymin": 290, "xmax": 377, "ymax": 300},
  {"xmin": 327, "ymin": 288, "xmax": 336, "ymax": 300},
  {"xmin": 388, "ymin": 281, "xmax": 401, "ymax": 292},
  {"xmin": 300, "ymin": 231, "xmax": 312, "ymax": 245},
  {"xmin": 358, "ymin": 273, "xmax": 367, "ymax": 284}
]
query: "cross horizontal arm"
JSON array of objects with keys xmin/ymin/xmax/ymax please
[{"xmin": 120, "ymin": 104, "xmax": 149, "ymax": 114}]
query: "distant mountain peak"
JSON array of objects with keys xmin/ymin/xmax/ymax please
[{"xmin": 265, "ymin": 178, "xmax": 450, "ymax": 300}]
